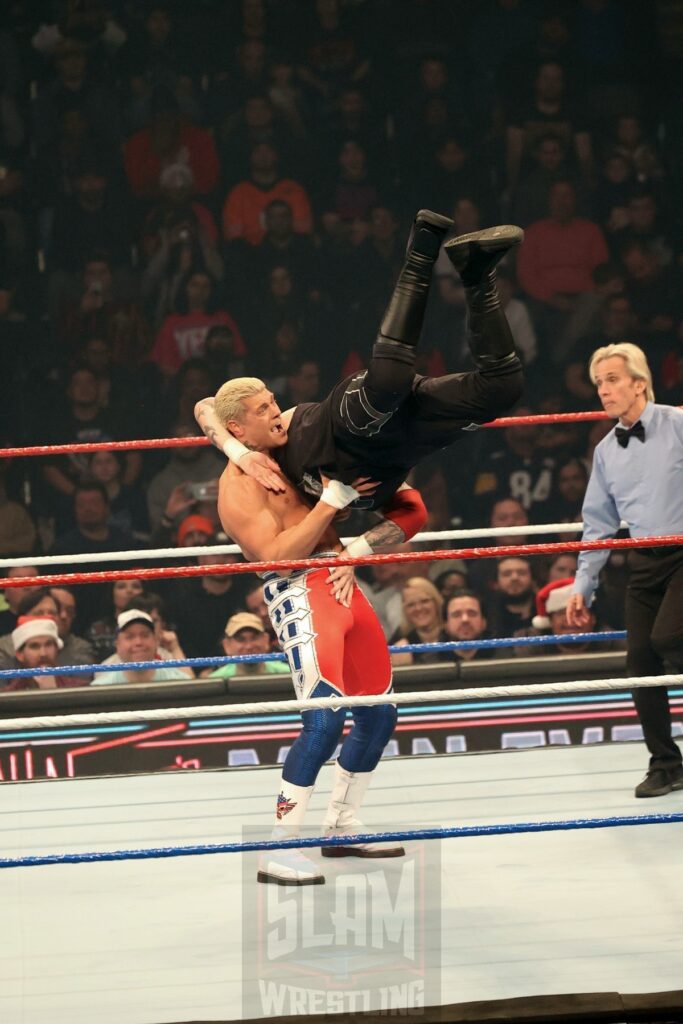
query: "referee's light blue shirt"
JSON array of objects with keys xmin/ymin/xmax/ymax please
[{"xmin": 573, "ymin": 402, "xmax": 683, "ymax": 603}]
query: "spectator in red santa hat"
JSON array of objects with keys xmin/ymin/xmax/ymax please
[
  {"xmin": 4, "ymin": 616, "xmax": 89, "ymax": 691},
  {"xmin": 528, "ymin": 577, "xmax": 622, "ymax": 656}
]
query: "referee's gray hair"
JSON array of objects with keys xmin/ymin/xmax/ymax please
[
  {"xmin": 588, "ymin": 342, "xmax": 654, "ymax": 402},
  {"xmin": 214, "ymin": 377, "xmax": 267, "ymax": 424}
]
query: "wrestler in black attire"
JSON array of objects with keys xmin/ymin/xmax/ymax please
[{"xmin": 274, "ymin": 212, "xmax": 525, "ymax": 510}]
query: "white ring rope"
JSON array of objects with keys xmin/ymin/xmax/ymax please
[
  {"xmin": 1, "ymin": 674, "xmax": 680, "ymax": 731},
  {"xmin": 0, "ymin": 521, "xmax": 631, "ymax": 569}
]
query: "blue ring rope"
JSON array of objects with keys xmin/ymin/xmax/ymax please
[
  {"xmin": 2, "ymin": 812, "xmax": 682, "ymax": 869},
  {"xmin": 0, "ymin": 631, "xmax": 626, "ymax": 679}
]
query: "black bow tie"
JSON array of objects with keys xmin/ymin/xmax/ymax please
[{"xmin": 615, "ymin": 421, "xmax": 645, "ymax": 448}]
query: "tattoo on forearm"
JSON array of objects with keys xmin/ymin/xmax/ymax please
[
  {"xmin": 196, "ymin": 412, "xmax": 216, "ymax": 443},
  {"xmin": 195, "ymin": 405, "xmax": 209, "ymax": 432},
  {"xmin": 195, "ymin": 402, "xmax": 223, "ymax": 450},
  {"xmin": 204, "ymin": 424, "xmax": 220, "ymax": 448},
  {"xmin": 364, "ymin": 520, "xmax": 405, "ymax": 551}
]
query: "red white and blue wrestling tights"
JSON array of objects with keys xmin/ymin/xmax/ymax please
[{"xmin": 263, "ymin": 566, "xmax": 397, "ymax": 786}]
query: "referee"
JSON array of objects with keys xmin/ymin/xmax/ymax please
[{"xmin": 567, "ymin": 342, "xmax": 683, "ymax": 798}]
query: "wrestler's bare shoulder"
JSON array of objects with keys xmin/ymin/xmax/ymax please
[
  {"xmin": 218, "ymin": 464, "xmax": 303, "ymax": 515},
  {"xmin": 218, "ymin": 467, "xmax": 267, "ymax": 509}
]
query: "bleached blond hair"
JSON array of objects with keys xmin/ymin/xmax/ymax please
[
  {"xmin": 214, "ymin": 377, "xmax": 266, "ymax": 424},
  {"xmin": 588, "ymin": 342, "xmax": 654, "ymax": 402},
  {"xmin": 399, "ymin": 576, "xmax": 444, "ymax": 635}
]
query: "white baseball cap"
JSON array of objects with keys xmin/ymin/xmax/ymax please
[{"xmin": 116, "ymin": 609, "xmax": 155, "ymax": 633}]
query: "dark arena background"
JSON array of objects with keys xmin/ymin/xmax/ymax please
[{"xmin": 1, "ymin": 2, "xmax": 683, "ymax": 1023}]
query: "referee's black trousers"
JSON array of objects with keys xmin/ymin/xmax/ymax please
[{"xmin": 626, "ymin": 547, "xmax": 683, "ymax": 770}]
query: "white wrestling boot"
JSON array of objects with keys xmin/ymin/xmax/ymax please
[
  {"xmin": 321, "ymin": 763, "xmax": 405, "ymax": 858},
  {"xmin": 257, "ymin": 781, "xmax": 325, "ymax": 886}
]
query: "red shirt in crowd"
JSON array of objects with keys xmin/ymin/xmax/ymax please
[
  {"xmin": 222, "ymin": 179, "xmax": 313, "ymax": 245},
  {"xmin": 124, "ymin": 124, "xmax": 220, "ymax": 199},
  {"xmin": 517, "ymin": 217, "xmax": 609, "ymax": 304},
  {"xmin": 150, "ymin": 310, "xmax": 246, "ymax": 375}
]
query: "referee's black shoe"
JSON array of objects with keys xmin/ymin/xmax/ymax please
[{"xmin": 634, "ymin": 764, "xmax": 683, "ymax": 798}]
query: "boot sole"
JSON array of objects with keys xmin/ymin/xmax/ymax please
[
  {"xmin": 257, "ymin": 870, "xmax": 325, "ymax": 885},
  {"xmin": 444, "ymin": 224, "xmax": 524, "ymax": 255},
  {"xmin": 321, "ymin": 846, "xmax": 405, "ymax": 858},
  {"xmin": 415, "ymin": 208, "xmax": 454, "ymax": 232}
]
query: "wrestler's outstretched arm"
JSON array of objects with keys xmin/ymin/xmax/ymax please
[
  {"xmin": 351, "ymin": 483, "xmax": 428, "ymax": 553},
  {"xmin": 194, "ymin": 396, "xmax": 294, "ymax": 493},
  {"xmin": 327, "ymin": 483, "xmax": 428, "ymax": 605}
]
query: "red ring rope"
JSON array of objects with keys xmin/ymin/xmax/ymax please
[
  {"xmin": 2, "ymin": 535, "xmax": 681, "ymax": 589},
  {"xmin": 0, "ymin": 410, "xmax": 639, "ymax": 459},
  {"xmin": 1, "ymin": 408, "xmax": 681, "ymax": 459},
  {"xmin": 0, "ymin": 436, "xmax": 207, "ymax": 459}
]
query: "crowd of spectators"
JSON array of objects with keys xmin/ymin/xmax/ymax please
[{"xmin": 0, "ymin": 0, "xmax": 680, "ymax": 689}]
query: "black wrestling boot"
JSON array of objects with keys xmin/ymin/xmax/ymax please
[
  {"xmin": 406, "ymin": 208, "xmax": 454, "ymax": 263},
  {"xmin": 444, "ymin": 225, "xmax": 524, "ymax": 375},
  {"xmin": 444, "ymin": 224, "xmax": 524, "ymax": 287},
  {"xmin": 373, "ymin": 209, "xmax": 453, "ymax": 365}
]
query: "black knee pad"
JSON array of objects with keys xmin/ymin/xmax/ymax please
[
  {"xmin": 372, "ymin": 338, "xmax": 416, "ymax": 366},
  {"xmin": 339, "ymin": 372, "xmax": 399, "ymax": 437}
]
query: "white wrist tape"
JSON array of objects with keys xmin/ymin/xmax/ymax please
[
  {"xmin": 222, "ymin": 436, "xmax": 250, "ymax": 463},
  {"xmin": 320, "ymin": 479, "xmax": 360, "ymax": 510},
  {"xmin": 344, "ymin": 535, "xmax": 373, "ymax": 558}
]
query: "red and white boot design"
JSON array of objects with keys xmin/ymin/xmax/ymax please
[{"xmin": 321, "ymin": 763, "xmax": 405, "ymax": 858}]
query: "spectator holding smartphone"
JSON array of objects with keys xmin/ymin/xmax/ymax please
[{"xmin": 146, "ymin": 420, "xmax": 224, "ymax": 531}]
